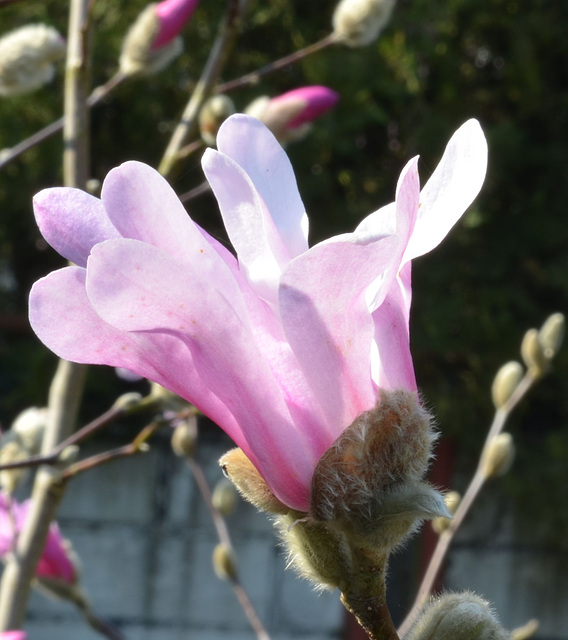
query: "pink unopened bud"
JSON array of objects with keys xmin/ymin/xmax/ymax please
[
  {"xmin": 245, "ymin": 86, "xmax": 339, "ymax": 144},
  {"xmin": 0, "ymin": 494, "xmax": 77, "ymax": 585},
  {"xmin": 153, "ymin": 0, "xmax": 201, "ymax": 49}
]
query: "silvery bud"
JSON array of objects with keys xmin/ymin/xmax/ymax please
[
  {"xmin": 511, "ymin": 619, "xmax": 539, "ymax": 640},
  {"xmin": 0, "ymin": 24, "xmax": 65, "ymax": 97},
  {"xmin": 480, "ymin": 433, "xmax": 515, "ymax": 478},
  {"xmin": 491, "ymin": 361, "xmax": 523, "ymax": 409},
  {"xmin": 332, "ymin": 0, "xmax": 395, "ymax": 47},
  {"xmin": 521, "ymin": 328, "xmax": 548, "ymax": 378},
  {"xmin": 538, "ymin": 312, "xmax": 564, "ymax": 360},
  {"xmin": 406, "ymin": 592, "xmax": 509, "ymax": 640},
  {"xmin": 199, "ymin": 95, "xmax": 236, "ymax": 146}
]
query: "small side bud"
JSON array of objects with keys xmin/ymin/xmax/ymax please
[
  {"xmin": 511, "ymin": 618, "xmax": 539, "ymax": 640},
  {"xmin": 480, "ymin": 433, "xmax": 515, "ymax": 478},
  {"xmin": 538, "ymin": 312, "xmax": 564, "ymax": 360},
  {"xmin": 406, "ymin": 592, "xmax": 509, "ymax": 640},
  {"xmin": 212, "ymin": 478, "xmax": 238, "ymax": 516},
  {"xmin": 212, "ymin": 543, "xmax": 237, "ymax": 581},
  {"xmin": 491, "ymin": 361, "xmax": 524, "ymax": 409},
  {"xmin": 199, "ymin": 95, "xmax": 236, "ymax": 146},
  {"xmin": 0, "ymin": 24, "xmax": 65, "ymax": 97},
  {"xmin": 219, "ymin": 448, "xmax": 290, "ymax": 515},
  {"xmin": 332, "ymin": 0, "xmax": 395, "ymax": 48},
  {"xmin": 171, "ymin": 416, "xmax": 198, "ymax": 458},
  {"xmin": 112, "ymin": 392, "xmax": 144, "ymax": 411},
  {"xmin": 521, "ymin": 328, "xmax": 548, "ymax": 378},
  {"xmin": 431, "ymin": 490, "xmax": 461, "ymax": 535}
]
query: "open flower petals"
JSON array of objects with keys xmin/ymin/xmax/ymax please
[
  {"xmin": 279, "ymin": 233, "xmax": 399, "ymax": 434},
  {"xmin": 101, "ymin": 161, "xmax": 203, "ymax": 260},
  {"xmin": 404, "ymin": 119, "xmax": 488, "ymax": 262},
  {"xmin": 214, "ymin": 114, "xmax": 309, "ymax": 259},
  {"xmin": 33, "ymin": 188, "xmax": 120, "ymax": 267},
  {"xmin": 86, "ymin": 238, "xmax": 316, "ymax": 510}
]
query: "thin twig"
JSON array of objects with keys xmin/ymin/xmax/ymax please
[
  {"xmin": 179, "ymin": 179, "xmax": 211, "ymax": 203},
  {"xmin": 397, "ymin": 371, "xmax": 539, "ymax": 637},
  {"xmin": 187, "ymin": 455, "xmax": 271, "ymax": 640},
  {"xmin": 158, "ymin": 0, "xmax": 248, "ymax": 178},
  {"xmin": 215, "ymin": 33, "xmax": 339, "ymax": 95}
]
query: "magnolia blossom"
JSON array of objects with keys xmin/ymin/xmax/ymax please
[
  {"xmin": 0, "ymin": 632, "xmax": 27, "ymax": 640},
  {"xmin": 119, "ymin": 0, "xmax": 200, "ymax": 75},
  {"xmin": 0, "ymin": 494, "xmax": 76, "ymax": 584},
  {"xmin": 245, "ymin": 86, "xmax": 339, "ymax": 144},
  {"xmin": 29, "ymin": 115, "xmax": 486, "ymax": 511}
]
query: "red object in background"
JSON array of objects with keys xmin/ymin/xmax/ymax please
[{"xmin": 344, "ymin": 437, "xmax": 456, "ymax": 639}]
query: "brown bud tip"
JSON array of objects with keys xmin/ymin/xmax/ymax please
[
  {"xmin": 311, "ymin": 389, "xmax": 446, "ymax": 550},
  {"xmin": 219, "ymin": 448, "xmax": 290, "ymax": 515},
  {"xmin": 171, "ymin": 416, "xmax": 197, "ymax": 458},
  {"xmin": 212, "ymin": 543, "xmax": 237, "ymax": 581}
]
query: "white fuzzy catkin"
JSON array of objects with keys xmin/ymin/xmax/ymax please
[
  {"xmin": 332, "ymin": 0, "xmax": 396, "ymax": 47},
  {"xmin": 0, "ymin": 24, "xmax": 65, "ymax": 97}
]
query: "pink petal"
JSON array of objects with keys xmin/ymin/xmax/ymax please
[
  {"xmin": 86, "ymin": 238, "xmax": 318, "ymax": 510},
  {"xmin": 153, "ymin": 0, "xmax": 200, "ymax": 48},
  {"xmin": 269, "ymin": 86, "xmax": 340, "ymax": 129},
  {"xmin": 212, "ymin": 114, "xmax": 309, "ymax": 259},
  {"xmin": 101, "ymin": 161, "xmax": 207, "ymax": 263},
  {"xmin": 33, "ymin": 188, "xmax": 120, "ymax": 267},
  {"xmin": 404, "ymin": 119, "xmax": 488, "ymax": 262},
  {"xmin": 29, "ymin": 267, "xmax": 243, "ymax": 442},
  {"xmin": 279, "ymin": 232, "xmax": 399, "ymax": 436}
]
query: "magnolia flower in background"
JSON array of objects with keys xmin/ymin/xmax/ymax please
[
  {"xmin": 29, "ymin": 114, "xmax": 486, "ymax": 512},
  {"xmin": 0, "ymin": 24, "xmax": 65, "ymax": 97},
  {"xmin": 0, "ymin": 494, "xmax": 77, "ymax": 586},
  {"xmin": 0, "ymin": 632, "xmax": 27, "ymax": 640},
  {"xmin": 245, "ymin": 86, "xmax": 339, "ymax": 144},
  {"xmin": 119, "ymin": 0, "xmax": 200, "ymax": 76},
  {"xmin": 332, "ymin": 0, "xmax": 396, "ymax": 47}
]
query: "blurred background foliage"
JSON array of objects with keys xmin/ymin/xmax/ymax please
[{"xmin": 0, "ymin": 0, "xmax": 567, "ymax": 546}]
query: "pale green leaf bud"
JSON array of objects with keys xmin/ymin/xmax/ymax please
[
  {"xmin": 406, "ymin": 592, "xmax": 509, "ymax": 640},
  {"xmin": 211, "ymin": 478, "xmax": 238, "ymax": 516},
  {"xmin": 432, "ymin": 490, "xmax": 461, "ymax": 535},
  {"xmin": 212, "ymin": 543, "xmax": 237, "ymax": 581},
  {"xmin": 171, "ymin": 416, "xmax": 197, "ymax": 458},
  {"xmin": 521, "ymin": 328, "xmax": 548, "ymax": 377},
  {"xmin": 491, "ymin": 361, "xmax": 524, "ymax": 409},
  {"xmin": 199, "ymin": 95, "xmax": 235, "ymax": 146},
  {"xmin": 511, "ymin": 618, "xmax": 539, "ymax": 640},
  {"xmin": 112, "ymin": 392, "xmax": 144, "ymax": 411},
  {"xmin": 332, "ymin": 0, "xmax": 395, "ymax": 47},
  {"xmin": 538, "ymin": 312, "xmax": 564, "ymax": 360},
  {"xmin": 481, "ymin": 432, "xmax": 515, "ymax": 478}
]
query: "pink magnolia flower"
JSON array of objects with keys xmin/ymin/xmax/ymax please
[
  {"xmin": 0, "ymin": 632, "xmax": 27, "ymax": 640},
  {"xmin": 29, "ymin": 115, "xmax": 486, "ymax": 511},
  {"xmin": 0, "ymin": 494, "xmax": 76, "ymax": 584},
  {"xmin": 245, "ymin": 86, "xmax": 339, "ymax": 143}
]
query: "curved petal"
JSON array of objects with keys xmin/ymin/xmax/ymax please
[
  {"xmin": 33, "ymin": 188, "xmax": 120, "ymax": 267},
  {"xmin": 279, "ymin": 232, "xmax": 399, "ymax": 436},
  {"xmin": 101, "ymin": 161, "xmax": 205, "ymax": 261},
  {"xmin": 86, "ymin": 238, "xmax": 317, "ymax": 510},
  {"xmin": 215, "ymin": 114, "xmax": 309, "ymax": 258},
  {"xmin": 404, "ymin": 119, "xmax": 488, "ymax": 262}
]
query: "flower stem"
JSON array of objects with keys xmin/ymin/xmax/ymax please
[{"xmin": 158, "ymin": 0, "xmax": 248, "ymax": 178}]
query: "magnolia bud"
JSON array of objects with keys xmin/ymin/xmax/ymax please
[
  {"xmin": 212, "ymin": 543, "xmax": 237, "ymax": 581},
  {"xmin": 245, "ymin": 86, "xmax": 339, "ymax": 144},
  {"xmin": 0, "ymin": 24, "xmax": 65, "ymax": 97},
  {"xmin": 538, "ymin": 312, "xmax": 564, "ymax": 360},
  {"xmin": 171, "ymin": 416, "xmax": 198, "ymax": 458},
  {"xmin": 481, "ymin": 433, "xmax": 515, "ymax": 478},
  {"xmin": 521, "ymin": 328, "xmax": 548, "ymax": 377},
  {"xmin": 431, "ymin": 490, "xmax": 461, "ymax": 535},
  {"xmin": 219, "ymin": 448, "xmax": 289, "ymax": 515},
  {"xmin": 112, "ymin": 392, "xmax": 144, "ymax": 411},
  {"xmin": 11, "ymin": 407, "xmax": 47, "ymax": 453},
  {"xmin": 311, "ymin": 389, "xmax": 448, "ymax": 551},
  {"xmin": 211, "ymin": 478, "xmax": 238, "ymax": 516},
  {"xmin": 332, "ymin": 0, "xmax": 395, "ymax": 47},
  {"xmin": 199, "ymin": 95, "xmax": 236, "ymax": 146},
  {"xmin": 406, "ymin": 592, "xmax": 509, "ymax": 640},
  {"xmin": 491, "ymin": 361, "xmax": 524, "ymax": 409}
]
